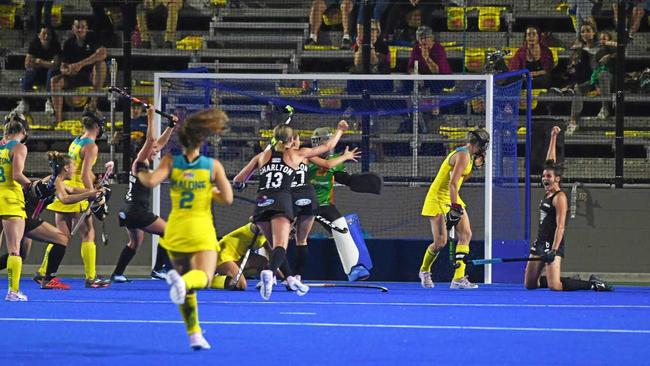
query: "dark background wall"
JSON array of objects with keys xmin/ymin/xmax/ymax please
[{"xmin": 15, "ymin": 184, "xmax": 650, "ymax": 276}]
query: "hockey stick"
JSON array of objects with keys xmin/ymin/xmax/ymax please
[
  {"xmin": 108, "ymin": 86, "xmax": 178, "ymax": 123},
  {"xmin": 466, "ymin": 256, "xmax": 545, "ymax": 266},
  {"xmin": 314, "ymin": 215, "xmax": 348, "ymax": 234},
  {"xmin": 70, "ymin": 161, "xmax": 114, "ymax": 236},
  {"xmin": 231, "ymin": 228, "xmax": 261, "ymax": 288},
  {"xmin": 308, "ymin": 283, "xmax": 388, "ymax": 292}
]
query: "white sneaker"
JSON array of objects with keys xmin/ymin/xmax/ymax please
[
  {"xmin": 44, "ymin": 99, "xmax": 54, "ymax": 115},
  {"xmin": 286, "ymin": 275, "xmax": 309, "ymax": 296},
  {"xmin": 259, "ymin": 269, "xmax": 274, "ymax": 300},
  {"xmin": 419, "ymin": 271, "xmax": 434, "ymax": 288},
  {"xmin": 13, "ymin": 99, "xmax": 29, "ymax": 114},
  {"xmin": 450, "ymin": 276, "xmax": 478, "ymax": 289},
  {"xmin": 597, "ymin": 107, "xmax": 609, "ymax": 119},
  {"xmin": 165, "ymin": 269, "xmax": 186, "ymax": 305},
  {"xmin": 189, "ymin": 332, "xmax": 211, "ymax": 350},
  {"xmin": 5, "ymin": 289, "xmax": 28, "ymax": 302}
]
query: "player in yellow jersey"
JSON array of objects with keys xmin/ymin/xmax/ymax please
[
  {"xmin": 38, "ymin": 111, "xmax": 110, "ymax": 288},
  {"xmin": 138, "ymin": 108, "xmax": 232, "ymax": 351},
  {"xmin": 0, "ymin": 119, "xmax": 31, "ymax": 301},
  {"xmin": 419, "ymin": 128, "xmax": 490, "ymax": 289}
]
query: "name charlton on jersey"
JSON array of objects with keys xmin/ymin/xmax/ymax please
[{"xmin": 259, "ymin": 163, "xmax": 293, "ymax": 175}]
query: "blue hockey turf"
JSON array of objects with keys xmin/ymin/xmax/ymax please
[{"xmin": 1, "ymin": 279, "xmax": 649, "ymax": 366}]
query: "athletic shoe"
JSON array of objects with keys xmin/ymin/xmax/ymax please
[
  {"xmin": 12, "ymin": 99, "xmax": 29, "ymax": 114},
  {"xmin": 340, "ymin": 36, "xmax": 352, "ymax": 49},
  {"xmin": 450, "ymin": 276, "xmax": 478, "ymax": 289},
  {"xmin": 85, "ymin": 276, "xmax": 111, "ymax": 288},
  {"xmin": 189, "ymin": 332, "xmax": 211, "ymax": 350},
  {"xmin": 286, "ymin": 275, "xmax": 309, "ymax": 296},
  {"xmin": 597, "ymin": 107, "xmax": 610, "ymax": 119},
  {"xmin": 259, "ymin": 269, "xmax": 274, "ymax": 300},
  {"xmin": 166, "ymin": 269, "xmax": 186, "ymax": 305},
  {"xmin": 44, "ymin": 99, "xmax": 54, "ymax": 115},
  {"xmin": 41, "ymin": 277, "xmax": 70, "ymax": 290},
  {"xmin": 5, "ymin": 290, "xmax": 28, "ymax": 301},
  {"xmin": 305, "ymin": 38, "xmax": 317, "ymax": 47},
  {"xmin": 565, "ymin": 122, "xmax": 577, "ymax": 136},
  {"xmin": 589, "ymin": 274, "xmax": 614, "ymax": 292},
  {"xmin": 111, "ymin": 274, "xmax": 132, "ymax": 283},
  {"xmin": 151, "ymin": 268, "xmax": 168, "ymax": 280},
  {"xmin": 348, "ymin": 265, "xmax": 370, "ymax": 282},
  {"xmin": 419, "ymin": 271, "xmax": 434, "ymax": 288},
  {"xmin": 32, "ymin": 273, "xmax": 44, "ymax": 285}
]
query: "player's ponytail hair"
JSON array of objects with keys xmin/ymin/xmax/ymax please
[
  {"xmin": 47, "ymin": 151, "xmax": 72, "ymax": 175},
  {"xmin": 272, "ymin": 124, "xmax": 294, "ymax": 152},
  {"xmin": 178, "ymin": 108, "xmax": 228, "ymax": 150},
  {"xmin": 3, "ymin": 120, "xmax": 26, "ymax": 138}
]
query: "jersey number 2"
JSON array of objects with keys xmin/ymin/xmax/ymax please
[{"xmin": 179, "ymin": 191, "xmax": 194, "ymax": 208}]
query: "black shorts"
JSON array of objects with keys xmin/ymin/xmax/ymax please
[
  {"xmin": 253, "ymin": 190, "xmax": 294, "ymax": 223},
  {"xmin": 64, "ymin": 69, "xmax": 93, "ymax": 89},
  {"xmin": 292, "ymin": 186, "xmax": 319, "ymax": 217},
  {"xmin": 530, "ymin": 238, "xmax": 565, "ymax": 258},
  {"xmin": 118, "ymin": 208, "xmax": 159, "ymax": 229},
  {"xmin": 25, "ymin": 217, "xmax": 44, "ymax": 234}
]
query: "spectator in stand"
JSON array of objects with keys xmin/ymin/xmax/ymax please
[
  {"xmin": 50, "ymin": 19, "xmax": 107, "ymax": 123},
  {"xmin": 508, "ymin": 26, "xmax": 554, "ymax": 89},
  {"xmin": 552, "ymin": 21, "xmax": 597, "ymax": 94},
  {"xmin": 383, "ymin": 1, "xmax": 432, "ymax": 44},
  {"xmin": 612, "ymin": 0, "xmax": 647, "ymax": 42},
  {"xmin": 136, "ymin": 0, "xmax": 183, "ymax": 49},
  {"xmin": 307, "ymin": 0, "xmax": 353, "ymax": 48},
  {"xmin": 566, "ymin": 0, "xmax": 597, "ymax": 36},
  {"xmin": 567, "ymin": 29, "xmax": 616, "ymax": 135},
  {"xmin": 353, "ymin": 0, "xmax": 389, "ymax": 43},
  {"xmin": 12, "ymin": 26, "xmax": 61, "ymax": 118},
  {"xmin": 34, "ymin": 1, "xmax": 55, "ymax": 32},
  {"xmin": 350, "ymin": 20, "xmax": 390, "ymax": 74}
]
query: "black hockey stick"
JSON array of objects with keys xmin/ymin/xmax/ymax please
[
  {"xmin": 466, "ymin": 256, "xmax": 545, "ymax": 266},
  {"xmin": 308, "ymin": 283, "xmax": 388, "ymax": 292},
  {"xmin": 315, "ymin": 215, "xmax": 348, "ymax": 234},
  {"xmin": 108, "ymin": 86, "xmax": 178, "ymax": 124}
]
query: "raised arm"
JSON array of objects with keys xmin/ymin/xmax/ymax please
[
  {"xmin": 212, "ymin": 159, "xmax": 233, "ymax": 206},
  {"xmin": 233, "ymin": 152, "xmax": 262, "ymax": 184},
  {"xmin": 308, "ymin": 146, "xmax": 360, "ymax": 168},
  {"xmin": 298, "ymin": 120, "xmax": 348, "ymax": 159},
  {"xmin": 137, "ymin": 154, "xmax": 173, "ymax": 188},
  {"xmin": 134, "ymin": 107, "xmax": 157, "ymax": 167},
  {"xmin": 546, "ymin": 126, "xmax": 560, "ymax": 163}
]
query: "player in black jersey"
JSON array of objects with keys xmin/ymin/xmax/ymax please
[
  {"xmin": 111, "ymin": 106, "xmax": 176, "ymax": 283},
  {"xmin": 524, "ymin": 126, "xmax": 612, "ymax": 292},
  {"xmin": 234, "ymin": 119, "xmax": 348, "ymax": 300},
  {"xmin": 0, "ymin": 151, "xmax": 103, "ymax": 289}
]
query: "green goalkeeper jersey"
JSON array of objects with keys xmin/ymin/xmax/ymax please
[{"xmin": 308, "ymin": 153, "xmax": 346, "ymax": 206}]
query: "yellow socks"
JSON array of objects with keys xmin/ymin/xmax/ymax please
[
  {"xmin": 210, "ymin": 275, "xmax": 228, "ymax": 289},
  {"xmin": 182, "ymin": 269, "xmax": 209, "ymax": 291},
  {"xmin": 420, "ymin": 247, "xmax": 438, "ymax": 273},
  {"xmin": 81, "ymin": 241, "xmax": 96, "ymax": 280},
  {"xmin": 453, "ymin": 243, "xmax": 470, "ymax": 280},
  {"xmin": 7, "ymin": 255, "xmax": 22, "ymax": 292},
  {"xmin": 179, "ymin": 292, "xmax": 201, "ymax": 334},
  {"xmin": 37, "ymin": 243, "xmax": 54, "ymax": 276}
]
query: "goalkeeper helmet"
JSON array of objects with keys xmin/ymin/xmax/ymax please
[
  {"xmin": 311, "ymin": 127, "xmax": 332, "ymax": 147},
  {"xmin": 468, "ymin": 128, "xmax": 490, "ymax": 154}
]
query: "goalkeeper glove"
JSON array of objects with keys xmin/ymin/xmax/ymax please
[
  {"xmin": 543, "ymin": 249, "xmax": 557, "ymax": 264},
  {"xmin": 29, "ymin": 180, "xmax": 55, "ymax": 200},
  {"xmin": 445, "ymin": 203, "xmax": 464, "ymax": 231},
  {"xmin": 232, "ymin": 181, "xmax": 246, "ymax": 191}
]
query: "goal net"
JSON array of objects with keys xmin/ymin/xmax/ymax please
[{"xmin": 152, "ymin": 71, "xmax": 532, "ymax": 283}]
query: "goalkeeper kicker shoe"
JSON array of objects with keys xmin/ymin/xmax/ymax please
[
  {"xmin": 450, "ymin": 276, "xmax": 478, "ymax": 289},
  {"xmin": 419, "ymin": 271, "xmax": 434, "ymax": 288},
  {"xmin": 348, "ymin": 265, "xmax": 370, "ymax": 282},
  {"xmin": 589, "ymin": 274, "xmax": 614, "ymax": 292},
  {"xmin": 189, "ymin": 332, "xmax": 211, "ymax": 350}
]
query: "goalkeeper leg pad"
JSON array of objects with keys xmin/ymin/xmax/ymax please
[
  {"xmin": 331, "ymin": 214, "xmax": 373, "ymax": 281},
  {"xmin": 350, "ymin": 173, "xmax": 383, "ymax": 194}
]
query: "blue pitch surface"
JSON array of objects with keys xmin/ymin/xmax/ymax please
[{"xmin": 2, "ymin": 279, "xmax": 650, "ymax": 366}]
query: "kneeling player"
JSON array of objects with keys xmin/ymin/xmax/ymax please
[{"xmin": 524, "ymin": 126, "xmax": 612, "ymax": 291}]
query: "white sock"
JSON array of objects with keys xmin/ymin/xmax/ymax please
[
  {"xmin": 342, "ymin": 33, "xmax": 350, "ymax": 40},
  {"xmin": 310, "ymin": 33, "xmax": 317, "ymax": 41}
]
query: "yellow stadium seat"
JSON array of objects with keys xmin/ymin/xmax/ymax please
[
  {"xmin": 464, "ymin": 48, "xmax": 486, "ymax": 73},
  {"xmin": 548, "ymin": 47, "xmax": 564, "ymax": 67},
  {"xmin": 520, "ymin": 89, "xmax": 547, "ymax": 110},
  {"xmin": 51, "ymin": 4, "xmax": 63, "ymax": 27},
  {"xmin": 303, "ymin": 45, "xmax": 341, "ymax": 51},
  {"xmin": 478, "ymin": 7, "xmax": 506, "ymax": 32},
  {"xmin": 446, "ymin": 7, "xmax": 466, "ymax": 31},
  {"xmin": 55, "ymin": 120, "xmax": 84, "ymax": 136},
  {"xmin": 0, "ymin": 4, "xmax": 19, "ymax": 29},
  {"xmin": 176, "ymin": 36, "xmax": 204, "ymax": 50}
]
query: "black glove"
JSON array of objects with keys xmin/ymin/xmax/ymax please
[
  {"xmin": 232, "ymin": 181, "xmax": 246, "ymax": 192},
  {"xmin": 445, "ymin": 203, "xmax": 464, "ymax": 231},
  {"xmin": 29, "ymin": 180, "xmax": 55, "ymax": 200},
  {"xmin": 543, "ymin": 249, "xmax": 557, "ymax": 264},
  {"xmin": 91, "ymin": 202, "xmax": 109, "ymax": 221}
]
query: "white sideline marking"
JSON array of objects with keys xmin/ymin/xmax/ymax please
[
  {"xmin": 30, "ymin": 299, "xmax": 650, "ymax": 310},
  {"xmin": 279, "ymin": 312, "xmax": 317, "ymax": 315},
  {"xmin": 0, "ymin": 317, "xmax": 649, "ymax": 335}
]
